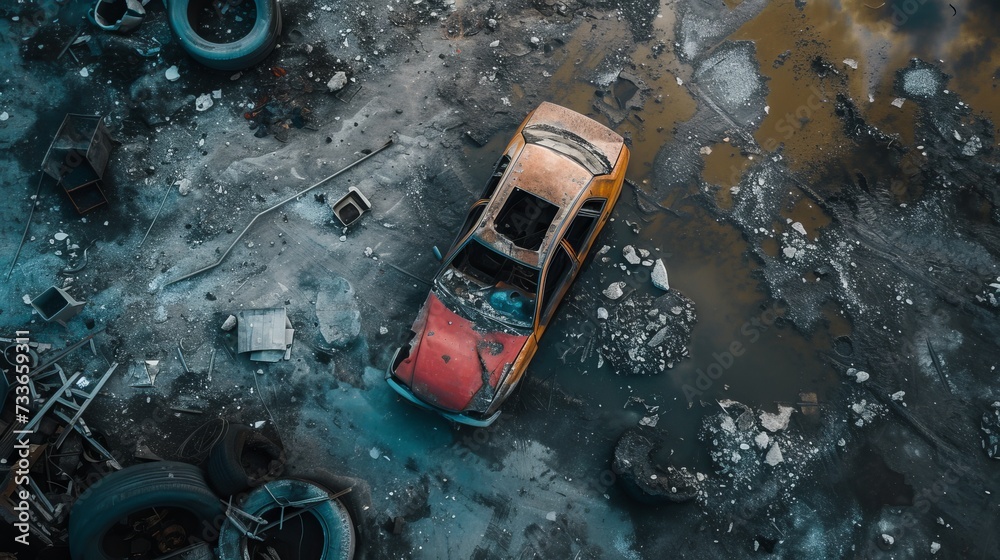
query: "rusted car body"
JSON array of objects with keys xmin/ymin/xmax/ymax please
[{"xmin": 386, "ymin": 102, "xmax": 630, "ymax": 426}]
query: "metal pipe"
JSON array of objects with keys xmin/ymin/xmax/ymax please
[{"xmin": 164, "ymin": 139, "xmax": 394, "ymax": 287}]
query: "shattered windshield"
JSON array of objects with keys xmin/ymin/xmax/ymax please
[{"xmin": 436, "ymin": 239, "xmax": 539, "ymax": 329}]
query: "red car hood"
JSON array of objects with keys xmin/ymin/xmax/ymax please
[{"xmin": 394, "ymin": 292, "xmax": 529, "ymax": 412}]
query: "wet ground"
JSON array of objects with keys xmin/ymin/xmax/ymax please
[{"xmin": 1, "ymin": 0, "xmax": 999, "ymax": 558}]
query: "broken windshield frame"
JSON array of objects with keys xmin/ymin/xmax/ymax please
[{"xmin": 435, "ymin": 238, "xmax": 539, "ymax": 330}]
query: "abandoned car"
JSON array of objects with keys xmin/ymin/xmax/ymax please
[{"xmin": 386, "ymin": 102, "xmax": 630, "ymax": 426}]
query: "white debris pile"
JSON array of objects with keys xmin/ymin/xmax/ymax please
[
  {"xmin": 849, "ymin": 398, "xmax": 885, "ymax": 427},
  {"xmin": 599, "ymin": 290, "xmax": 696, "ymax": 375}
]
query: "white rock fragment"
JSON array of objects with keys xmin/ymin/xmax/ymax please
[
  {"xmin": 930, "ymin": 542, "xmax": 941, "ymax": 554},
  {"xmin": 369, "ymin": 448, "xmax": 380, "ymax": 459},
  {"xmin": 176, "ymin": 178, "xmax": 192, "ymax": 196},
  {"xmin": 843, "ymin": 58, "xmax": 858, "ymax": 69},
  {"xmin": 783, "ymin": 246, "xmax": 797, "ymax": 259},
  {"xmin": 891, "ymin": 97, "xmax": 905, "ymax": 108},
  {"xmin": 597, "ymin": 307, "xmax": 609, "ymax": 320},
  {"xmin": 54, "ymin": 232, "xmax": 69, "ymax": 241},
  {"xmin": 623, "ymin": 245, "xmax": 641, "ymax": 265},
  {"xmin": 759, "ymin": 405, "xmax": 795, "ymax": 432},
  {"xmin": 195, "ymin": 93, "xmax": 214, "ymax": 111},
  {"xmin": 379, "ymin": 326, "xmax": 389, "ymax": 335},
  {"xmin": 676, "ymin": 76, "xmax": 683, "ymax": 86},
  {"xmin": 165, "ymin": 65, "xmax": 180, "ymax": 81},
  {"xmin": 253, "ymin": 420, "xmax": 266, "ymax": 429},
  {"xmin": 854, "ymin": 370, "xmax": 870, "ymax": 383},
  {"xmin": 639, "ymin": 415, "xmax": 658, "ymax": 427},
  {"xmin": 603, "ymin": 282, "xmax": 625, "ymax": 300},
  {"xmin": 755, "ymin": 431, "xmax": 770, "ymax": 449},
  {"xmin": 651, "ymin": 259, "xmax": 669, "ymax": 291},
  {"xmin": 79, "ymin": 67, "xmax": 90, "ymax": 77},
  {"xmin": 891, "ymin": 390, "xmax": 905, "ymax": 401},
  {"xmin": 791, "ymin": 221, "xmax": 807, "ymax": 236},
  {"xmin": 545, "ymin": 511, "xmax": 557, "ymax": 521},
  {"xmin": 0, "ymin": 111, "xmax": 9, "ymax": 121},
  {"xmin": 765, "ymin": 442, "xmax": 784, "ymax": 465},
  {"xmin": 699, "ymin": 146, "xmax": 712, "ymax": 155},
  {"xmin": 489, "ymin": 40, "xmax": 500, "ymax": 48},
  {"xmin": 327, "ymin": 71, "xmax": 348, "ymax": 92},
  {"xmin": 880, "ymin": 534, "xmax": 894, "ymax": 546},
  {"xmin": 221, "ymin": 315, "xmax": 238, "ymax": 331}
]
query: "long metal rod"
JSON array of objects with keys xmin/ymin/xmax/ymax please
[
  {"xmin": 164, "ymin": 139, "xmax": 394, "ymax": 287},
  {"xmin": 31, "ymin": 328, "xmax": 106, "ymax": 379},
  {"xmin": 138, "ymin": 183, "xmax": 173, "ymax": 248},
  {"xmin": 6, "ymin": 172, "xmax": 45, "ymax": 281}
]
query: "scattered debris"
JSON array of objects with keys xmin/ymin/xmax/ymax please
[
  {"xmin": 236, "ymin": 308, "xmax": 294, "ymax": 362},
  {"xmin": 41, "ymin": 114, "xmax": 113, "ymax": 213},
  {"xmin": 30, "ymin": 286, "xmax": 86, "ymax": 326},
  {"xmin": 759, "ymin": 405, "xmax": 794, "ymax": 432},
  {"xmin": 331, "ymin": 186, "xmax": 372, "ymax": 227}
]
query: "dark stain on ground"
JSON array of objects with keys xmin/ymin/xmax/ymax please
[{"xmin": 850, "ymin": 445, "xmax": 915, "ymax": 511}]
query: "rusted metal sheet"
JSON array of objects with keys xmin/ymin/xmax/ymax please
[{"xmin": 394, "ymin": 293, "xmax": 528, "ymax": 412}]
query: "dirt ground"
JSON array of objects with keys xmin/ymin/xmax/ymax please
[{"xmin": 1, "ymin": 0, "xmax": 999, "ymax": 558}]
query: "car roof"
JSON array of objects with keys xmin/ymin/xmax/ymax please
[
  {"xmin": 469, "ymin": 103, "xmax": 625, "ymax": 269},
  {"xmin": 473, "ymin": 143, "xmax": 593, "ymax": 268}
]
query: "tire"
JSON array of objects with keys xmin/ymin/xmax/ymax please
[
  {"xmin": 217, "ymin": 478, "xmax": 355, "ymax": 560},
  {"xmin": 206, "ymin": 424, "xmax": 285, "ymax": 497},
  {"xmin": 69, "ymin": 461, "xmax": 224, "ymax": 560},
  {"xmin": 165, "ymin": 0, "xmax": 282, "ymax": 71},
  {"xmin": 283, "ymin": 466, "xmax": 373, "ymax": 553}
]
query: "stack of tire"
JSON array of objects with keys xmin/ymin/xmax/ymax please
[{"xmin": 68, "ymin": 424, "xmax": 356, "ymax": 560}]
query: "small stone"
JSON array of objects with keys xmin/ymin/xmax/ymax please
[
  {"xmin": 369, "ymin": 447, "xmax": 380, "ymax": 459},
  {"xmin": 597, "ymin": 307, "xmax": 609, "ymax": 320},
  {"xmin": 791, "ymin": 221, "xmax": 807, "ymax": 236},
  {"xmin": 0, "ymin": 111, "xmax": 9, "ymax": 121},
  {"xmin": 79, "ymin": 67, "xmax": 89, "ymax": 77},
  {"xmin": 379, "ymin": 326, "xmax": 389, "ymax": 335},
  {"xmin": 176, "ymin": 178, "xmax": 192, "ymax": 196},
  {"xmin": 651, "ymin": 259, "xmax": 669, "ymax": 291},
  {"xmin": 843, "ymin": 58, "xmax": 858, "ymax": 69},
  {"xmin": 489, "ymin": 40, "xmax": 500, "ymax": 48},
  {"xmin": 760, "ymin": 405, "xmax": 795, "ymax": 432},
  {"xmin": 327, "ymin": 71, "xmax": 348, "ymax": 92},
  {"xmin": 930, "ymin": 542, "xmax": 941, "ymax": 554},
  {"xmin": 339, "ymin": 235, "xmax": 347, "ymax": 242},
  {"xmin": 54, "ymin": 232, "xmax": 69, "ymax": 241},
  {"xmin": 765, "ymin": 443, "xmax": 784, "ymax": 465},
  {"xmin": 165, "ymin": 65, "xmax": 180, "ymax": 81},
  {"xmin": 221, "ymin": 315, "xmax": 237, "ymax": 331},
  {"xmin": 603, "ymin": 282, "xmax": 625, "ymax": 300},
  {"xmin": 880, "ymin": 534, "xmax": 894, "ymax": 546},
  {"xmin": 195, "ymin": 93, "xmax": 214, "ymax": 111},
  {"xmin": 854, "ymin": 370, "xmax": 870, "ymax": 383},
  {"xmin": 891, "ymin": 97, "xmax": 905, "ymax": 108},
  {"xmin": 545, "ymin": 511, "xmax": 556, "ymax": 521},
  {"xmin": 623, "ymin": 245, "xmax": 641, "ymax": 265},
  {"xmin": 890, "ymin": 390, "xmax": 905, "ymax": 401},
  {"xmin": 755, "ymin": 432, "xmax": 770, "ymax": 449},
  {"xmin": 783, "ymin": 246, "xmax": 797, "ymax": 258},
  {"xmin": 212, "ymin": 89, "xmax": 222, "ymax": 99}
]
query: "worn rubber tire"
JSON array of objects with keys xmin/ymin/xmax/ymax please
[
  {"xmin": 206, "ymin": 423, "xmax": 284, "ymax": 497},
  {"xmin": 217, "ymin": 478, "xmax": 356, "ymax": 560},
  {"xmin": 68, "ymin": 461, "xmax": 224, "ymax": 560},
  {"xmin": 165, "ymin": 0, "xmax": 282, "ymax": 71},
  {"xmin": 283, "ymin": 466, "xmax": 373, "ymax": 555}
]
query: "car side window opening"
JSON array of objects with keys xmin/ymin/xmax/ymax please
[
  {"xmin": 480, "ymin": 155, "xmax": 511, "ymax": 200},
  {"xmin": 540, "ymin": 244, "xmax": 574, "ymax": 323},
  {"xmin": 564, "ymin": 198, "xmax": 606, "ymax": 256},
  {"xmin": 458, "ymin": 202, "xmax": 487, "ymax": 240},
  {"xmin": 494, "ymin": 188, "xmax": 560, "ymax": 251}
]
